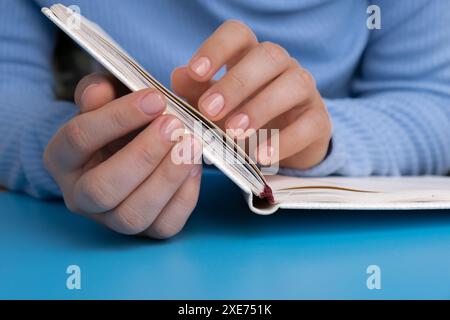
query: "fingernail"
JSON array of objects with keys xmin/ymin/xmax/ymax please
[
  {"xmin": 190, "ymin": 165, "xmax": 202, "ymax": 177},
  {"xmin": 180, "ymin": 136, "xmax": 202, "ymax": 160},
  {"xmin": 174, "ymin": 135, "xmax": 202, "ymax": 165},
  {"xmin": 227, "ymin": 113, "xmax": 250, "ymax": 132},
  {"xmin": 139, "ymin": 92, "xmax": 166, "ymax": 116},
  {"xmin": 191, "ymin": 137, "xmax": 203, "ymax": 163},
  {"xmin": 161, "ymin": 117, "xmax": 184, "ymax": 142},
  {"xmin": 257, "ymin": 145, "xmax": 274, "ymax": 166},
  {"xmin": 201, "ymin": 93, "xmax": 224, "ymax": 117},
  {"xmin": 80, "ymin": 83, "xmax": 98, "ymax": 107},
  {"xmin": 190, "ymin": 57, "xmax": 211, "ymax": 77}
]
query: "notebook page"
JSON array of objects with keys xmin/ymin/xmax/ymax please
[{"xmin": 268, "ymin": 175, "xmax": 450, "ymax": 204}]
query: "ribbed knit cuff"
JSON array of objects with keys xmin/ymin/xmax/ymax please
[{"xmin": 0, "ymin": 94, "xmax": 77, "ymax": 198}]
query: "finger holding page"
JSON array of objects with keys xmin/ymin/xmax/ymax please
[
  {"xmin": 187, "ymin": 20, "xmax": 258, "ymax": 81},
  {"xmin": 46, "ymin": 88, "xmax": 167, "ymax": 172},
  {"xmin": 74, "ymin": 72, "xmax": 122, "ymax": 112}
]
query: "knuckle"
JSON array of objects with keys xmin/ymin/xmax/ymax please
[
  {"xmin": 303, "ymin": 70, "xmax": 317, "ymax": 87},
  {"xmin": 43, "ymin": 146, "xmax": 55, "ymax": 173},
  {"xmin": 77, "ymin": 174, "xmax": 116, "ymax": 211},
  {"xmin": 164, "ymin": 168, "xmax": 182, "ymax": 185},
  {"xmin": 111, "ymin": 108, "xmax": 133, "ymax": 131},
  {"xmin": 155, "ymin": 162, "xmax": 185, "ymax": 185},
  {"xmin": 289, "ymin": 57, "xmax": 301, "ymax": 68},
  {"xmin": 228, "ymin": 70, "xmax": 247, "ymax": 90},
  {"xmin": 175, "ymin": 191, "xmax": 199, "ymax": 215},
  {"xmin": 64, "ymin": 118, "xmax": 90, "ymax": 153},
  {"xmin": 292, "ymin": 68, "xmax": 316, "ymax": 90},
  {"xmin": 133, "ymin": 143, "xmax": 160, "ymax": 169},
  {"xmin": 260, "ymin": 41, "xmax": 289, "ymax": 67},
  {"xmin": 311, "ymin": 110, "xmax": 332, "ymax": 136},
  {"xmin": 148, "ymin": 188, "xmax": 199, "ymax": 239},
  {"xmin": 113, "ymin": 203, "xmax": 151, "ymax": 235}
]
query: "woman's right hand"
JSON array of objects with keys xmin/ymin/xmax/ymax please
[{"xmin": 44, "ymin": 73, "xmax": 203, "ymax": 239}]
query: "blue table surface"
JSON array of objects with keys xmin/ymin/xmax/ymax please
[{"xmin": 1, "ymin": 168, "xmax": 450, "ymax": 299}]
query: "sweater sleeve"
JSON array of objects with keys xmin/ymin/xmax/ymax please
[
  {"xmin": 280, "ymin": 0, "xmax": 450, "ymax": 177},
  {"xmin": 0, "ymin": 0, "xmax": 78, "ymax": 198}
]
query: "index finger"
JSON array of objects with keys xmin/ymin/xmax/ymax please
[
  {"xmin": 187, "ymin": 20, "xmax": 258, "ymax": 81},
  {"xmin": 46, "ymin": 88, "xmax": 167, "ymax": 172}
]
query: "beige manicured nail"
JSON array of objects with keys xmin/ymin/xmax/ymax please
[
  {"xmin": 190, "ymin": 57, "xmax": 211, "ymax": 77},
  {"xmin": 201, "ymin": 93, "xmax": 224, "ymax": 117},
  {"xmin": 139, "ymin": 92, "xmax": 166, "ymax": 116},
  {"xmin": 80, "ymin": 83, "xmax": 98, "ymax": 107},
  {"xmin": 161, "ymin": 117, "xmax": 184, "ymax": 142}
]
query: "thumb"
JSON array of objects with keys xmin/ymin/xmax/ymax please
[{"xmin": 74, "ymin": 72, "xmax": 129, "ymax": 113}]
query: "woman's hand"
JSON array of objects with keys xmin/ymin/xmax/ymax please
[
  {"xmin": 172, "ymin": 20, "xmax": 332, "ymax": 170},
  {"xmin": 44, "ymin": 73, "xmax": 202, "ymax": 239}
]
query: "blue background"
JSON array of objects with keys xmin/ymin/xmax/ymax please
[{"xmin": 1, "ymin": 168, "xmax": 450, "ymax": 299}]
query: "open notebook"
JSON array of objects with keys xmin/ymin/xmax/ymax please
[{"xmin": 42, "ymin": 4, "xmax": 450, "ymax": 214}]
